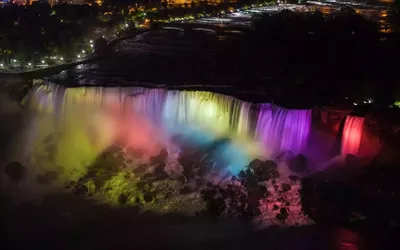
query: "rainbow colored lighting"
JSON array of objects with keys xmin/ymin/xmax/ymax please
[{"xmin": 23, "ymin": 84, "xmax": 313, "ymax": 175}]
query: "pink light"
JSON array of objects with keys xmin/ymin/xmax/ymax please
[{"xmin": 341, "ymin": 116, "xmax": 364, "ymax": 156}]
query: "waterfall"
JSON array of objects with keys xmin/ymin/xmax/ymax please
[
  {"xmin": 162, "ymin": 90, "xmax": 252, "ymax": 137},
  {"xmin": 341, "ymin": 116, "xmax": 364, "ymax": 156},
  {"xmin": 23, "ymin": 83, "xmax": 315, "ymax": 172},
  {"xmin": 256, "ymin": 104, "xmax": 311, "ymax": 156}
]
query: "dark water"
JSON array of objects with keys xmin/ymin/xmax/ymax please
[{"xmin": 1, "ymin": 192, "xmax": 398, "ymax": 250}]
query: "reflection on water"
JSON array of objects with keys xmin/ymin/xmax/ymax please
[{"xmin": 334, "ymin": 228, "xmax": 362, "ymax": 250}]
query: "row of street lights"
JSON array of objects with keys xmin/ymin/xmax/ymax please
[{"xmin": 1, "ymin": 40, "xmax": 94, "ymax": 70}]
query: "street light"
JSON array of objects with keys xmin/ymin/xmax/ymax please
[
  {"xmin": 90, "ymin": 44, "xmax": 94, "ymax": 48},
  {"xmin": 82, "ymin": 50, "xmax": 85, "ymax": 53},
  {"xmin": 13, "ymin": 59, "xmax": 17, "ymax": 63},
  {"xmin": 0, "ymin": 64, "xmax": 3, "ymax": 67},
  {"xmin": 42, "ymin": 60, "xmax": 45, "ymax": 64},
  {"xmin": 28, "ymin": 63, "xmax": 32, "ymax": 66},
  {"xmin": 77, "ymin": 54, "xmax": 81, "ymax": 58},
  {"xmin": 60, "ymin": 57, "xmax": 64, "ymax": 61},
  {"xmin": 90, "ymin": 40, "xmax": 93, "ymax": 43}
]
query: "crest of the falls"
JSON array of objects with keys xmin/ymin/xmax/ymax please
[{"xmin": 341, "ymin": 116, "xmax": 364, "ymax": 156}]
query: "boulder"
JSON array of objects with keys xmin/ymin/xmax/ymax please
[
  {"xmin": 118, "ymin": 193, "xmax": 128, "ymax": 205},
  {"xmin": 254, "ymin": 160, "xmax": 279, "ymax": 181},
  {"xmin": 281, "ymin": 183, "xmax": 291, "ymax": 192},
  {"xmin": 150, "ymin": 148, "xmax": 168, "ymax": 164},
  {"xmin": 249, "ymin": 159, "xmax": 264, "ymax": 170}
]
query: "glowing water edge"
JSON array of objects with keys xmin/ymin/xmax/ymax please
[
  {"xmin": 341, "ymin": 116, "xmax": 365, "ymax": 156},
  {"xmin": 1, "ymin": 83, "xmax": 314, "ymax": 227}
]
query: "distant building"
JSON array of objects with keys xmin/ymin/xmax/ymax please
[{"xmin": 52, "ymin": 0, "xmax": 88, "ymax": 4}]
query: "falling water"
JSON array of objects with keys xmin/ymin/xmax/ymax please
[
  {"xmin": 341, "ymin": 116, "xmax": 364, "ymax": 156},
  {"xmin": 256, "ymin": 104, "xmax": 312, "ymax": 156},
  {"xmin": 162, "ymin": 90, "xmax": 253, "ymax": 137},
  {"xmin": 22, "ymin": 82, "xmax": 316, "ymax": 174}
]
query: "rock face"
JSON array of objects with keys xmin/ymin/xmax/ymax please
[
  {"xmin": 4, "ymin": 161, "xmax": 26, "ymax": 181},
  {"xmin": 150, "ymin": 148, "xmax": 168, "ymax": 164}
]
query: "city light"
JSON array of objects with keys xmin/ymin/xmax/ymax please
[
  {"xmin": 42, "ymin": 60, "xmax": 45, "ymax": 64},
  {"xmin": 125, "ymin": 23, "xmax": 129, "ymax": 27},
  {"xmin": 0, "ymin": 64, "xmax": 3, "ymax": 67},
  {"xmin": 90, "ymin": 40, "xmax": 93, "ymax": 43},
  {"xmin": 82, "ymin": 50, "xmax": 85, "ymax": 53},
  {"xmin": 77, "ymin": 54, "xmax": 81, "ymax": 58},
  {"xmin": 60, "ymin": 57, "xmax": 64, "ymax": 60},
  {"xmin": 90, "ymin": 44, "xmax": 94, "ymax": 48},
  {"xmin": 13, "ymin": 59, "xmax": 17, "ymax": 63},
  {"xmin": 28, "ymin": 63, "xmax": 32, "ymax": 66}
]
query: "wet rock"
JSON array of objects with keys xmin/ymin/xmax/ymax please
[
  {"xmin": 248, "ymin": 192, "xmax": 262, "ymax": 207},
  {"xmin": 143, "ymin": 193, "xmax": 153, "ymax": 203},
  {"xmin": 238, "ymin": 170, "xmax": 247, "ymax": 179},
  {"xmin": 203, "ymin": 189, "xmax": 216, "ymax": 200},
  {"xmin": 133, "ymin": 164, "xmax": 148, "ymax": 175},
  {"xmin": 75, "ymin": 185, "xmax": 88, "ymax": 196},
  {"xmin": 65, "ymin": 181, "xmax": 75, "ymax": 189},
  {"xmin": 195, "ymin": 178, "xmax": 204, "ymax": 187},
  {"xmin": 180, "ymin": 186, "xmax": 192, "ymax": 194},
  {"xmin": 281, "ymin": 183, "xmax": 291, "ymax": 192},
  {"xmin": 288, "ymin": 154, "xmax": 308, "ymax": 173},
  {"xmin": 115, "ymin": 152, "xmax": 125, "ymax": 162},
  {"xmin": 118, "ymin": 194, "xmax": 128, "ymax": 205},
  {"xmin": 143, "ymin": 173, "xmax": 153, "ymax": 180},
  {"xmin": 289, "ymin": 175, "xmax": 300, "ymax": 182},
  {"xmin": 107, "ymin": 145, "xmax": 123, "ymax": 155},
  {"xmin": 276, "ymin": 207, "xmax": 289, "ymax": 221},
  {"xmin": 183, "ymin": 167, "xmax": 195, "ymax": 180},
  {"xmin": 4, "ymin": 161, "xmax": 26, "ymax": 181},
  {"xmin": 177, "ymin": 175, "xmax": 186, "ymax": 185},
  {"xmin": 196, "ymin": 165, "xmax": 209, "ymax": 177},
  {"xmin": 249, "ymin": 159, "xmax": 264, "ymax": 170},
  {"xmin": 150, "ymin": 148, "xmax": 168, "ymax": 164},
  {"xmin": 254, "ymin": 160, "xmax": 279, "ymax": 181},
  {"xmin": 154, "ymin": 163, "xmax": 168, "ymax": 180}
]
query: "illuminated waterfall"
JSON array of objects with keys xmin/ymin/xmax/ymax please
[
  {"xmin": 162, "ymin": 90, "xmax": 252, "ymax": 137},
  {"xmin": 341, "ymin": 116, "xmax": 364, "ymax": 156},
  {"xmin": 256, "ymin": 104, "xmax": 311, "ymax": 156},
  {"xmin": 23, "ymin": 83, "xmax": 315, "ymax": 174}
]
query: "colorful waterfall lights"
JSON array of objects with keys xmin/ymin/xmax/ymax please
[
  {"xmin": 23, "ymin": 83, "xmax": 313, "ymax": 175},
  {"xmin": 256, "ymin": 104, "xmax": 312, "ymax": 157},
  {"xmin": 341, "ymin": 116, "xmax": 365, "ymax": 156}
]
